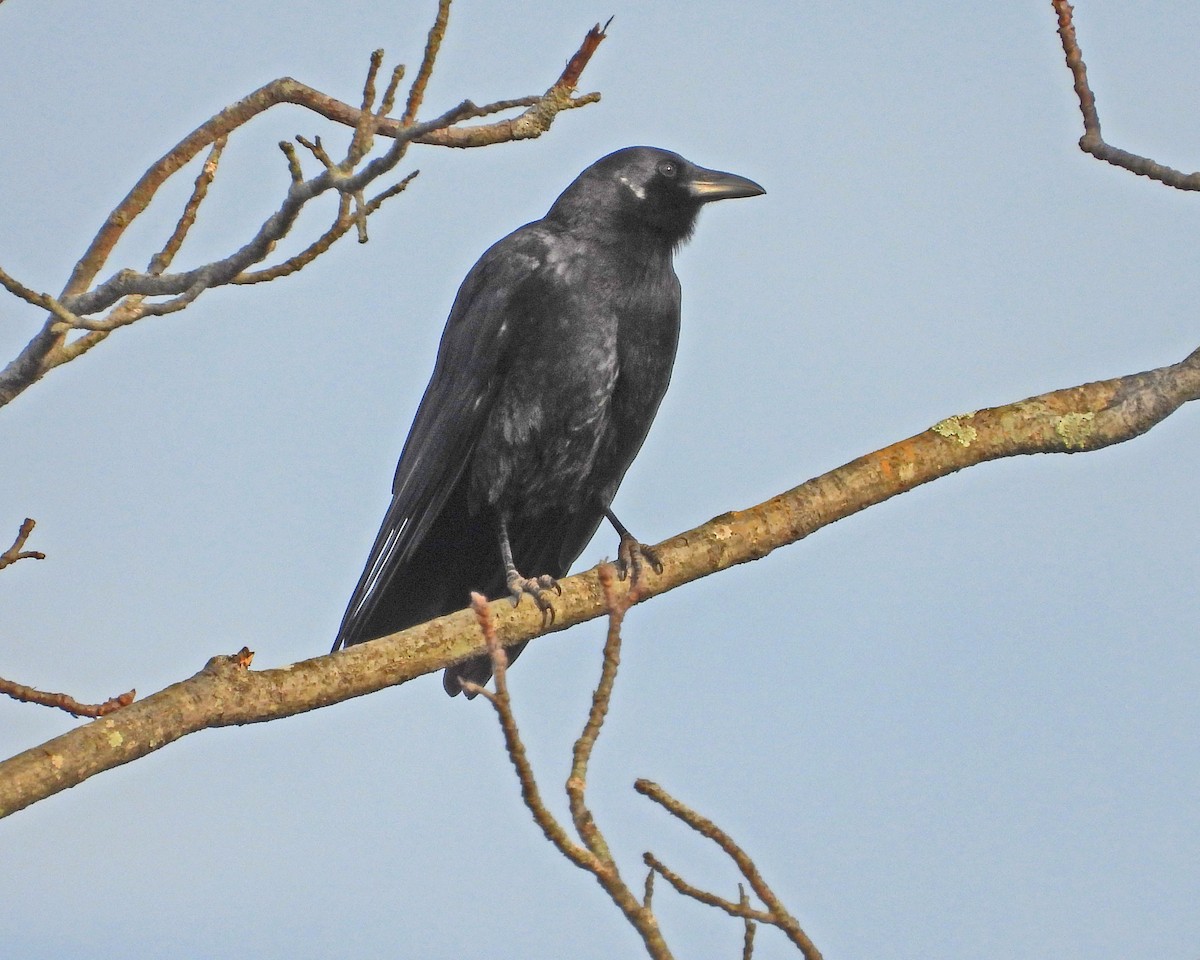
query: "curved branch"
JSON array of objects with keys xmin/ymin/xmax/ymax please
[
  {"xmin": 1, "ymin": 345, "xmax": 1196, "ymax": 818},
  {"xmin": 1052, "ymin": 0, "xmax": 1200, "ymax": 188}
]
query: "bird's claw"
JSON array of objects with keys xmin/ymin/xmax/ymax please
[
  {"xmin": 615, "ymin": 535, "xmax": 664, "ymax": 585},
  {"xmin": 506, "ymin": 571, "xmax": 559, "ymax": 625}
]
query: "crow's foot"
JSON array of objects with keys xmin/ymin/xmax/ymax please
[
  {"xmin": 506, "ymin": 570, "xmax": 561, "ymax": 625},
  {"xmin": 615, "ymin": 534, "xmax": 664, "ymax": 587}
]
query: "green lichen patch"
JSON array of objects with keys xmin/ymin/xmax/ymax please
[
  {"xmin": 1054, "ymin": 410, "xmax": 1096, "ymax": 449},
  {"xmin": 931, "ymin": 411, "xmax": 978, "ymax": 447}
]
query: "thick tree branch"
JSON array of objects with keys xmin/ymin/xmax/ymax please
[{"xmin": 0, "ymin": 347, "xmax": 1194, "ymax": 818}]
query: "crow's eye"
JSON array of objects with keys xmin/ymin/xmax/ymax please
[{"xmin": 656, "ymin": 160, "xmax": 677, "ymax": 178}]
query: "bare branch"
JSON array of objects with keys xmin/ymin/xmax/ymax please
[
  {"xmin": 20, "ymin": 99, "xmax": 472, "ymax": 340},
  {"xmin": 1052, "ymin": 0, "xmax": 1200, "ymax": 188},
  {"xmin": 642, "ymin": 852, "xmax": 773, "ymax": 923},
  {"xmin": 279, "ymin": 140, "xmax": 304, "ymax": 183},
  {"xmin": 0, "ymin": 518, "xmax": 45, "ymax": 570},
  {"xmin": 0, "ymin": 677, "xmax": 135, "ymax": 719},
  {"xmin": 380, "ymin": 62, "xmax": 406, "ymax": 119},
  {"xmin": 0, "ymin": 14, "xmax": 607, "ymax": 408},
  {"xmin": 0, "ymin": 267, "xmax": 88, "ymax": 329},
  {"xmin": 466, "ymin": 582, "xmax": 676, "ymax": 959},
  {"xmin": 232, "ymin": 180, "xmax": 422, "ymax": 286},
  {"xmin": 401, "ymin": 0, "xmax": 451, "ymax": 127},
  {"xmin": 348, "ymin": 49, "xmax": 386, "ymax": 165},
  {"xmin": 296, "ymin": 134, "xmax": 335, "ymax": 170}
]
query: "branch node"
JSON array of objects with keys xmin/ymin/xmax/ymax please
[{"xmin": 1, "ymin": 518, "xmax": 46, "ymax": 570}]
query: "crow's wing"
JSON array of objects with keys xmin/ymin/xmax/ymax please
[{"xmin": 333, "ymin": 225, "xmax": 554, "ymax": 650}]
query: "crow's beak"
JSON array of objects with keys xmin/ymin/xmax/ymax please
[{"xmin": 686, "ymin": 166, "xmax": 766, "ymax": 202}]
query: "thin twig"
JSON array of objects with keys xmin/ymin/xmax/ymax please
[
  {"xmin": 0, "ymin": 677, "xmax": 135, "ymax": 719},
  {"xmin": 643, "ymin": 852, "xmax": 774, "ymax": 923},
  {"xmin": 567, "ymin": 564, "xmax": 627, "ymax": 860},
  {"xmin": 1051, "ymin": 0, "xmax": 1200, "ymax": 188},
  {"xmin": 149, "ymin": 137, "xmax": 226, "ymax": 275},
  {"xmin": 464, "ymin": 589, "xmax": 676, "ymax": 959},
  {"xmin": 380, "ymin": 63, "xmax": 405, "ymax": 117},
  {"xmin": 296, "ymin": 134, "xmax": 335, "ymax": 170},
  {"xmin": 402, "ymin": 0, "xmax": 452, "ymax": 126},
  {"xmin": 0, "ymin": 267, "xmax": 87, "ymax": 328},
  {"xmin": 461, "ymin": 595, "xmax": 598, "ymax": 873},
  {"xmin": 279, "ymin": 141, "xmax": 304, "ymax": 183},
  {"xmin": 740, "ymin": 885, "xmax": 757, "ymax": 960},
  {"xmin": 348, "ymin": 50, "xmax": 385, "ymax": 164},
  {"xmin": 234, "ymin": 194, "xmax": 357, "ymax": 285}
]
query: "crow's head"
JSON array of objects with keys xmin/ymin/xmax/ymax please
[{"xmin": 548, "ymin": 146, "xmax": 765, "ymax": 248}]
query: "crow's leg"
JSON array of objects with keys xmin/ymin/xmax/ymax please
[
  {"xmin": 498, "ymin": 512, "xmax": 561, "ymax": 623},
  {"xmin": 605, "ymin": 508, "xmax": 664, "ymax": 585}
]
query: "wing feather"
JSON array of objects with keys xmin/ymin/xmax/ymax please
[{"xmin": 332, "ymin": 225, "xmax": 552, "ymax": 650}]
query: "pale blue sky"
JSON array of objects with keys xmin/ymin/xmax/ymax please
[{"xmin": 2, "ymin": 2, "xmax": 1197, "ymax": 958}]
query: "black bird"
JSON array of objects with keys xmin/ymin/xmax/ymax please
[{"xmin": 332, "ymin": 146, "xmax": 764, "ymax": 696}]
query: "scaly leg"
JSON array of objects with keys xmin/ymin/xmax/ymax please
[
  {"xmin": 605, "ymin": 507, "xmax": 664, "ymax": 586},
  {"xmin": 498, "ymin": 512, "xmax": 561, "ymax": 623}
]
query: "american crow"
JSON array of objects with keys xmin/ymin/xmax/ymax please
[{"xmin": 332, "ymin": 146, "xmax": 764, "ymax": 696}]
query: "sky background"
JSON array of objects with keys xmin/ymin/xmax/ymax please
[{"xmin": 2, "ymin": 1, "xmax": 1197, "ymax": 958}]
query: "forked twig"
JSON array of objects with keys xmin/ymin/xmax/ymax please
[
  {"xmin": 0, "ymin": 518, "xmax": 45, "ymax": 570},
  {"xmin": 464, "ymin": 568, "xmax": 676, "ymax": 960},
  {"xmin": 638, "ymin": 782, "xmax": 822, "ymax": 959},
  {"xmin": 467, "ymin": 560, "xmax": 820, "ymax": 957}
]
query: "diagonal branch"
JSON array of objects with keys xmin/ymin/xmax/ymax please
[{"xmin": 0, "ymin": 346, "xmax": 1196, "ymax": 818}]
